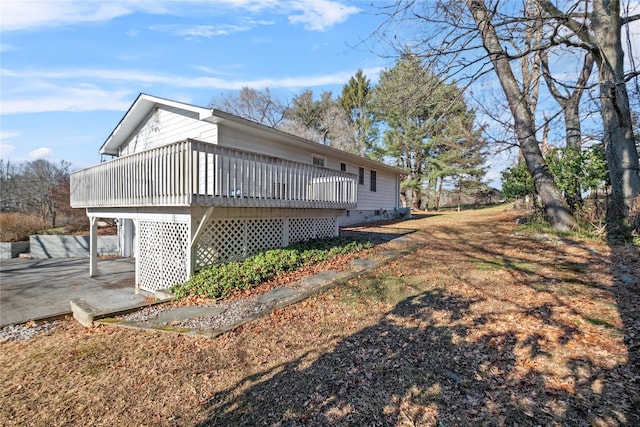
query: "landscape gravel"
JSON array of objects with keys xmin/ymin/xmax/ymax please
[
  {"xmin": 0, "ymin": 322, "xmax": 58, "ymax": 343},
  {"xmin": 173, "ymin": 298, "xmax": 273, "ymax": 331},
  {"xmin": 118, "ymin": 295, "xmax": 285, "ymax": 331}
]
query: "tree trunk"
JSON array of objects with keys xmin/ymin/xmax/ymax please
[
  {"xmin": 425, "ymin": 178, "xmax": 433, "ymax": 211},
  {"xmin": 413, "ymin": 189, "xmax": 422, "ymax": 210},
  {"xmin": 538, "ymin": 0, "xmax": 640, "ymax": 219},
  {"xmin": 467, "ymin": 0, "xmax": 578, "ymax": 231},
  {"xmin": 436, "ymin": 178, "xmax": 444, "ymax": 211},
  {"xmin": 591, "ymin": 0, "xmax": 640, "ymax": 219}
]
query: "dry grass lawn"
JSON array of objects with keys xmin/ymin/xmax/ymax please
[{"xmin": 1, "ymin": 206, "xmax": 639, "ymax": 426}]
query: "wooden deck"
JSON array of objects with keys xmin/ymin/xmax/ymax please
[{"xmin": 71, "ymin": 139, "xmax": 357, "ymax": 209}]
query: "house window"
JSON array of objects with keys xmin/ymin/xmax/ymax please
[
  {"xmin": 312, "ymin": 155, "xmax": 325, "ymax": 167},
  {"xmin": 358, "ymin": 167, "xmax": 365, "ymax": 185},
  {"xmin": 340, "ymin": 162, "xmax": 347, "ymax": 172},
  {"xmin": 370, "ymin": 170, "xmax": 377, "ymax": 192}
]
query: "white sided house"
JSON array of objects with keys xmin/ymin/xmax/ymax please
[{"xmin": 71, "ymin": 93, "xmax": 408, "ymax": 294}]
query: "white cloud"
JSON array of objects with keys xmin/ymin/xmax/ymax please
[
  {"xmin": 0, "ymin": 43, "xmax": 17, "ymax": 53},
  {"xmin": 28, "ymin": 147, "xmax": 53, "ymax": 159},
  {"xmin": 191, "ymin": 65, "xmax": 241, "ymax": 76},
  {"xmin": 0, "ymin": 130, "xmax": 21, "ymax": 141},
  {"xmin": 0, "ymin": 66, "xmax": 384, "ymax": 114},
  {"xmin": 288, "ymin": 0, "xmax": 360, "ymax": 31},
  {"xmin": 0, "ymin": 132, "xmax": 20, "ymax": 159},
  {"xmin": 2, "ymin": 66, "xmax": 384, "ymax": 87},
  {"xmin": 150, "ymin": 24, "xmax": 251, "ymax": 38},
  {"xmin": 1, "ymin": 85, "xmax": 132, "ymax": 114},
  {"xmin": 0, "ymin": 1, "xmax": 136, "ymax": 31},
  {"xmin": 1, "ymin": 0, "xmax": 358, "ymax": 33}
]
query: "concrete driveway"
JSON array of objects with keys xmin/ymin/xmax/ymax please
[{"xmin": 0, "ymin": 257, "xmax": 148, "ymax": 327}]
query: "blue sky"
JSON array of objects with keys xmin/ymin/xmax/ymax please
[
  {"xmin": 1, "ymin": 0, "xmax": 393, "ymax": 169},
  {"xmin": 2, "ymin": 1, "xmax": 638, "ymax": 189}
]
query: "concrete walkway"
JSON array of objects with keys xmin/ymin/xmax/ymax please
[
  {"xmin": 0, "ymin": 257, "xmax": 148, "ymax": 327},
  {"xmin": 1, "ymin": 226, "xmax": 420, "ymax": 332}
]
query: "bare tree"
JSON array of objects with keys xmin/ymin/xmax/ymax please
[
  {"xmin": 283, "ymin": 89, "xmax": 353, "ymax": 148},
  {"xmin": 210, "ymin": 87, "xmax": 287, "ymax": 128},
  {"xmin": 465, "ymin": 0, "xmax": 578, "ymax": 230},
  {"xmin": 541, "ymin": 49, "xmax": 595, "ymax": 209},
  {"xmin": 19, "ymin": 159, "xmax": 71, "ymax": 227},
  {"xmin": 0, "ymin": 160, "xmax": 21, "ymax": 212},
  {"xmin": 537, "ymin": 0, "xmax": 640, "ymax": 220},
  {"xmin": 372, "ymin": 1, "xmax": 578, "ymax": 229}
]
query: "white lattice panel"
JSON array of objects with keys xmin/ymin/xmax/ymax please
[
  {"xmin": 196, "ymin": 219, "xmax": 245, "ymax": 268},
  {"xmin": 195, "ymin": 217, "xmax": 285, "ymax": 270},
  {"xmin": 194, "ymin": 216, "xmax": 338, "ymax": 270},
  {"xmin": 246, "ymin": 218, "xmax": 284, "ymax": 254},
  {"xmin": 316, "ymin": 217, "xmax": 337, "ymax": 239},
  {"xmin": 289, "ymin": 217, "xmax": 316, "ymax": 243},
  {"xmin": 138, "ymin": 220, "xmax": 189, "ymax": 292}
]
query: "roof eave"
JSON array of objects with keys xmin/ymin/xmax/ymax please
[
  {"xmin": 98, "ymin": 93, "xmax": 212, "ymax": 156},
  {"xmin": 205, "ymin": 109, "xmax": 407, "ymax": 176}
]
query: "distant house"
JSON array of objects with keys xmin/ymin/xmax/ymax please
[{"xmin": 71, "ymin": 93, "xmax": 408, "ymax": 293}]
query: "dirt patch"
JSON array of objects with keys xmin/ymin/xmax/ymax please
[{"xmin": 1, "ymin": 206, "xmax": 638, "ymax": 426}]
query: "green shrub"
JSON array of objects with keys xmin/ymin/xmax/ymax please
[{"xmin": 170, "ymin": 237, "xmax": 372, "ymax": 299}]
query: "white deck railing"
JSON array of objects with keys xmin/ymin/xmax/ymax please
[{"xmin": 70, "ymin": 139, "xmax": 357, "ymax": 209}]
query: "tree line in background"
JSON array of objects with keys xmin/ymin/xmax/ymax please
[
  {"xmin": 211, "ymin": 58, "xmax": 491, "ymax": 212},
  {"xmin": 0, "ymin": 159, "xmax": 87, "ymax": 240},
  {"xmin": 211, "ymin": 0, "xmax": 640, "ymax": 238},
  {"xmin": 369, "ymin": 0, "xmax": 639, "ymax": 236}
]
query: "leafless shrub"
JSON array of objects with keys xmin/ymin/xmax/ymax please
[{"xmin": 0, "ymin": 213, "xmax": 48, "ymax": 242}]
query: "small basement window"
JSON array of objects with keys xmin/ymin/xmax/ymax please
[
  {"xmin": 312, "ymin": 155, "xmax": 326, "ymax": 167},
  {"xmin": 370, "ymin": 170, "xmax": 377, "ymax": 192}
]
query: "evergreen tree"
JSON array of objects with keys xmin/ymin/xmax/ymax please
[
  {"xmin": 339, "ymin": 69, "xmax": 377, "ymax": 156},
  {"xmin": 501, "ymin": 161, "xmax": 535, "ymax": 202},
  {"xmin": 371, "ymin": 52, "xmax": 485, "ymax": 209}
]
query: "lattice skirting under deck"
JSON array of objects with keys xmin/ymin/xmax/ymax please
[
  {"xmin": 138, "ymin": 220, "xmax": 189, "ymax": 292},
  {"xmin": 195, "ymin": 216, "xmax": 337, "ymax": 270}
]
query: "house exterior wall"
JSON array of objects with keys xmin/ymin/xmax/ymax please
[
  {"xmin": 81, "ymin": 95, "xmax": 408, "ymax": 292},
  {"xmin": 216, "ymin": 125, "xmax": 403, "ymax": 212},
  {"xmin": 217, "ymin": 125, "xmax": 311, "ymax": 164},
  {"xmin": 354, "ymin": 167, "xmax": 399, "ymax": 210},
  {"xmin": 119, "ymin": 105, "xmax": 218, "ymax": 156}
]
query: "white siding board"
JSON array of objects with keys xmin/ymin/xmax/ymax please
[
  {"xmin": 120, "ymin": 106, "xmax": 218, "ymax": 156},
  {"xmin": 217, "ymin": 126, "xmax": 309, "ymax": 163},
  {"xmin": 218, "ymin": 125, "xmax": 400, "ymax": 211},
  {"xmin": 356, "ymin": 169, "xmax": 399, "ymax": 210}
]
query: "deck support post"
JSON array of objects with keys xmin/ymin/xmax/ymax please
[
  {"xmin": 89, "ymin": 216, "xmax": 98, "ymax": 277},
  {"xmin": 189, "ymin": 207, "xmax": 214, "ymax": 279},
  {"xmin": 133, "ymin": 219, "xmax": 140, "ymax": 294}
]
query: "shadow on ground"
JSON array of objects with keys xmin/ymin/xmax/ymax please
[{"xmin": 191, "ymin": 214, "xmax": 639, "ymax": 425}]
